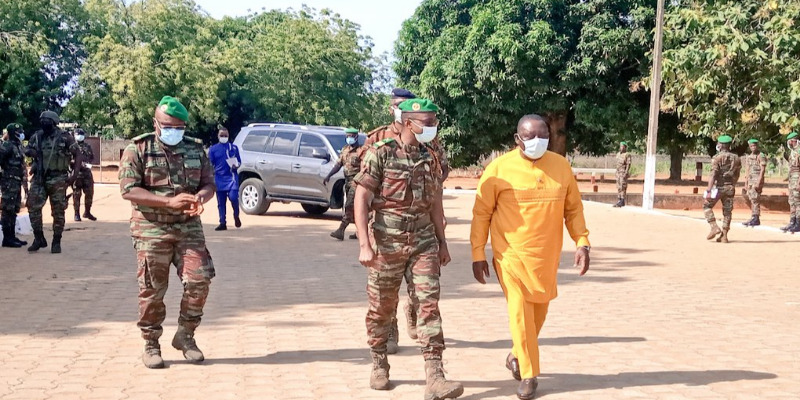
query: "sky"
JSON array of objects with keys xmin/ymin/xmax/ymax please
[{"xmin": 194, "ymin": 0, "xmax": 424, "ymax": 56}]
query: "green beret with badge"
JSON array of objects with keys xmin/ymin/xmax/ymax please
[
  {"xmin": 787, "ymin": 132, "xmax": 799, "ymax": 141},
  {"xmin": 717, "ymin": 135, "xmax": 733, "ymax": 144},
  {"xmin": 398, "ymin": 98, "xmax": 439, "ymax": 113},
  {"xmin": 5, "ymin": 123, "xmax": 21, "ymax": 133},
  {"xmin": 748, "ymin": 138, "xmax": 759, "ymax": 144},
  {"xmin": 158, "ymin": 96, "xmax": 189, "ymax": 122},
  {"xmin": 344, "ymin": 128, "xmax": 359, "ymax": 134}
]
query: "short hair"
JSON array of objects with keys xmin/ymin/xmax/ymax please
[{"xmin": 517, "ymin": 114, "xmax": 550, "ymax": 133}]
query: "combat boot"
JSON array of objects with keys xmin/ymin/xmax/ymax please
[
  {"xmin": 749, "ymin": 216, "xmax": 760, "ymax": 227},
  {"xmin": 424, "ymin": 359, "xmax": 464, "ymax": 400},
  {"xmin": 27, "ymin": 231, "xmax": 48, "ymax": 252},
  {"xmin": 404, "ymin": 302, "xmax": 418, "ymax": 340},
  {"xmin": 171, "ymin": 326, "xmax": 204, "ymax": 362},
  {"xmin": 2, "ymin": 226, "xmax": 23, "ymax": 248},
  {"xmin": 742, "ymin": 216, "xmax": 754, "ymax": 227},
  {"xmin": 790, "ymin": 219, "xmax": 800, "ymax": 234},
  {"xmin": 716, "ymin": 229, "xmax": 729, "ymax": 243},
  {"xmin": 387, "ymin": 318, "xmax": 400, "ymax": 354},
  {"xmin": 51, "ymin": 234, "xmax": 62, "ymax": 254},
  {"xmin": 619, "ymin": 198, "xmax": 626, "ymax": 207},
  {"xmin": 369, "ymin": 351, "xmax": 390, "ymax": 390},
  {"xmin": 330, "ymin": 221, "xmax": 348, "ymax": 241},
  {"xmin": 83, "ymin": 211, "xmax": 97, "ymax": 221},
  {"xmin": 74, "ymin": 212, "xmax": 81, "ymax": 222},
  {"xmin": 706, "ymin": 223, "xmax": 722, "ymax": 240},
  {"xmin": 142, "ymin": 340, "xmax": 165, "ymax": 369},
  {"xmin": 781, "ymin": 217, "xmax": 796, "ymax": 232},
  {"xmin": 612, "ymin": 199, "xmax": 623, "ymax": 208}
]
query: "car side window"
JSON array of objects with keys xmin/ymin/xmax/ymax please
[
  {"xmin": 270, "ymin": 131, "xmax": 298, "ymax": 156},
  {"xmin": 241, "ymin": 130, "xmax": 273, "ymax": 153},
  {"xmin": 299, "ymin": 134, "xmax": 327, "ymax": 158}
]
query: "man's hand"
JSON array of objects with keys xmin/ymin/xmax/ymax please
[
  {"xmin": 66, "ymin": 174, "xmax": 76, "ymax": 186},
  {"xmin": 574, "ymin": 247, "xmax": 590, "ymax": 276},
  {"xmin": 438, "ymin": 241, "xmax": 451, "ymax": 266},
  {"xmin": 359, "ymin": 244, "xmax": 376, "ymax": 268},
  {"xmin": 166, "ymin": 193, "xmax": 197, "ymax": 210},
  {"xmin": 323, "ymin": 177, "xmax": 330, "ymax": 186},
  {"xmin": 472, "ymin": 260, "xmax": 490, "ymax": 284}
]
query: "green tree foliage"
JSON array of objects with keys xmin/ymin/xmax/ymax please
[
  {"xmin": 395, "ymin": 0, "xmax": 664, "ymax": 166},
  {"xmin": 662, "ymin": 0, "xmax": 800, "ymax": 153}
]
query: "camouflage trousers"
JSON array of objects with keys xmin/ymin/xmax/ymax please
[
  {"xmin": 131, "ymin": 217, "xmax": 215, "ymax": 341},
  {"xmin": 616, "ymin": 172, "xmax": 628, "ymax": 199},
  {"xmin": 0, "ymin": 178, "xmax": 22, "ymax": 232},
  {"xmin": 343, "ymin": 178, "xmax": 356, "ymax": 224},
  {"xmin": 703, "ymin": 185, "xmax": 735, "ymax": 230},
  {"xmin": 745, "ymin": 183, "xmax": 762, "ymax": 216},
  {"xmin": 27, "ymin": 173, "xmax": 69, "ymax": 235},
  {"xmin": 72, "ymin": 173, "xmax": 94, "ymax": 214},
  {"xmin": 789, "ymin": 173, "xmax": 800, "ymax": 218},
  {"xmin": 366, "ymin": 223, "xmax": 444, "ymax": 359}
]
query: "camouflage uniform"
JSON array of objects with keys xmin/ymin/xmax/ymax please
[
  {"xmin": 703, "ymin": 150, "xmax": 741, "ymax": 230},
  {"xmin": 26, "ymin": 129, "xmax": 80, "ymax": 241},
  {"xmin": 354, "ymin": 138, "xmax": 445, "ymax": 359},
  {"xmin": 744, "ymin": 152, "xmax": 767, "ymax": 217},
  {"xmin": 72, "ymin": 141, "xmax": 95, "ymax": 217},
  {"xmin": 615, "ymin": 151, "xmax": 631, "ymax": 201},
  {"xmin": 119, "ymin": 132, "xmax": 216, "ymax": 342},
  {"xmin": 0, "ymin": 139, "xmax": 26, "ymax": 242},
  {"xmin": 339, "ymin": 144, "xmax": 362, "ymax": 224},
  {"xmin": 789, "ymin": 149, "xmax": 800, "ymax": 220}
]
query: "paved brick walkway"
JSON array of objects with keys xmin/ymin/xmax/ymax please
[{"xmin": 1, "ymin": 185, "xmax": 798, "ymax": 399}]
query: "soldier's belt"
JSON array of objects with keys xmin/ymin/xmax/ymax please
[
  {"xmin": 374, "ymin": 213, "xmax": 432, "ymax": 231},
  {"xmin": 134, "ymin": 211, "xmax": 189, "ymax": 224}
]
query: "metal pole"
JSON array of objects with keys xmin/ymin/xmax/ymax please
[{"xmin": 643, "ymin": 0, "xmax": 666, "ymax": 210}]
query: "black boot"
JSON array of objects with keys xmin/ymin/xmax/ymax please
[
  {"xmin": 51, "ymin": 234, "xmax": 62, "ymax": 254},
  {"xmin": 749, "ymin": 216, "xmax": 760, "ymax": 227},
  {"xmin": 74, "ymin": 212, "xmax": 81, "ymax": 222},
  {"xmin": 27, "ymin": 230, "xmax": 48, "ymax": 252},
  {"xmin": 790, "ymin": 219, "xmax": 800, "ymax": 234},
  {"xmin": 234, "ymin": 215, "xmax": 242, "ymax": 228},
  {"xmin": 2, "ymin": 226, "xmax": 22, "ymax": 248},
  {"xmin": 620, "ymin": 198, "xmax": 626, "ymax": 207},
  {"xmin": 612, "ymin": 198, "xmax": 623, "ymax": 208},
  {"xmin": 781, "ymin": 217, "xmax": 796, "ymax": 232},
  {"xmin": 83, "ymin": 210, "xmax": 97, "ymax": 221},
  {"xmin": 214, "ymin": 224, "xmax": 227, "ymax": 231},
  {"xmin": 330, "ymin": 221, "xmax": 348, "ymax": 241},
  {"xmin": 742, "ymin": 216, "xmax": 754, "ymax": 227}
]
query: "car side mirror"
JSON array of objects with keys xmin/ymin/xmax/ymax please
[{"xmin": 312, "ymin": 148, "xmax": 330, "ymax": 162}]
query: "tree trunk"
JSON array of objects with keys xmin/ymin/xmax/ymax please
[
  {"xmin": 545, "ymin": 112, "xmax": 568, "ymax": 156},
  {"xmin": 669, "ymin": 146, "xmax": 683, "ymax": 181}
]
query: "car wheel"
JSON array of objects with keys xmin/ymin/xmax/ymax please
[
  {"xmin": 239, "ymin": 178, "xmax": 271, "ymax": 215},
  {"xmin": 301, "ymin": 203, "xmax": 329, "ymax": 215}
]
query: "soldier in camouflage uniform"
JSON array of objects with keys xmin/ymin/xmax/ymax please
[
  {"xmin": 324, "ymin": 128, "xmax": 362, "ymax": 240},
  {"xmin": 24, "ymin": 111, "xmax": 83, "ymax": 254},
  {"xmin": 72, "ymin": 128, "xmax": 97, "ymax": 222},
  {"xmin": 1, "ymin": 123, "xmax": 29, "ymax": 248},
  {"xmin": 119, "ymin": 96, "xmax": 216, "ymax": 369},
  {"xmin": 703, "ymin": 135, "xmax": 741, "ymax": 243},
  {"xmin": 354, "ymin": 98, "xmax": 463, "ymax": 400},
  {"xmin": 782, "ymin": 132, "xmax": 800, "ymax": 233},
  {"xmin": 742, "ymin": 139, "xmax": 767, "ymax": 227},
  {"xmin": 613, "ymin": 142, "xmax": 632, "ymax": 208}
]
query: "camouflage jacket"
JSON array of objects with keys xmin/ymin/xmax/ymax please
[
  {"xmin": 338, "ymin": 144, "xmax": 362, "ymax": 179},
  {"xmin": 0, "ymin": 140, "xmax": 26, "ymax": 182},
  {"xmin": 26, "ymin": 128, "xmax": 79, "ymax": 175},
  {"xmin": 361, "ymin": 123, "xmax": 447, "ymax": 181},
  {"xmin": 790, "ymin": 148, "xmax": 800, "ymax": 174},
  {"xmin": 354, "ymin": 138, "xmax": 442, "ymax": 221},
  {"xmin": 710, "ymin": 150, "xmax": 742, "ymax": 187},
  {"xmin": 744, "ymin": 152, "xmax": 767, "ymax": 183},
  {"xmin": 119, "ymin": 132, "xmax": 215, "ymax": 221},
  {"xmin": 74, "ymin": 142, "xmax": 94, "ymax": 175},
  {"xmin": 616, "ymin": 152, "xmax": 631, "ymax": 175}
]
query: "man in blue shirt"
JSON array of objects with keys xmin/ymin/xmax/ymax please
[{"xmin": 208, "ymin": 128, "xmax": 242, "ymax": 231}]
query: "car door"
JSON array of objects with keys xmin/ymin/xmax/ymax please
[
  {"xmin": 239, "ymin": 129, "xmax": 274, "ymax": 180},
  {"xmin": 264, "ymin": 130, "xmax": 300, "ymax": 197},
  {"xmin": 291, "ymin": 133, "xmax": 335, "ymax": 200}
]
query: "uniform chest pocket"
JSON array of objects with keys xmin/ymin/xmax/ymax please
[
  {"xmin": 183, "ymin": 157, "xmax": 202, "ymax": 189},
  {"xmin": 144, "ymin": 157, "xmax": 170, "ymax": 187},
  {"xmin": 382, "ymin": 169, "xmax": 409, "ymax": 202},
  {"xmin": 410, "ymin": 163, "xmax": 437, "ymax": 205}
]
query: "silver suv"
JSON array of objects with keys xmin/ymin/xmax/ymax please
[{"xmin": 233, "ymin": 123, "xmax": 365, "ymax": 215}]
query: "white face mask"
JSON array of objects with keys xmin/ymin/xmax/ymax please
[
  {"xmin": 716, "ymin": 144, "xmax": 722, "ymax": 152},
  {"xmin": 219, "ymin": 136, "xmax": 229, "ymax": 144},
  {"xmin": 410, "ymin": 120, "xmax": 437, "ymax": 143},
  {"xmin": 75, "ymin": 134, "xmax": 85, "ymax": 142},
  {"xmin": 393, "ymin": 107, "xmax": 402, "ymax": 123},
  {"xmin": 517, "ymin": 135, "xmax": 549, "ymax": 160}
]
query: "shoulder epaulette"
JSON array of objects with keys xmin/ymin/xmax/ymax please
[
  {"xmin": 131, "ymin": 132, "xmax": 156, "ymax": 142},
  {"xmin": 366, "ymin": 125, "xmax": 389, "ymax": 137},
  {"xmin": 374, "ymin": 138, "xmax": 395, "ymax": 148},
  {"xmin": 183, "ymin": 135, "xmax": 203, "ymax": 145}
]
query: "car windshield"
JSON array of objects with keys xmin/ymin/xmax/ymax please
[{"xmin": 325, "ymin": 133, "xmax": 367, "ymax": 155}]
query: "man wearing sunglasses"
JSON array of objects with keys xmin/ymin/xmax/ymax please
[{"xmin": 119, "ymin": 96, "xmax": 216, "ymax": 369}]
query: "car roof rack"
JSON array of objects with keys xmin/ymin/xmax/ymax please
[{"xmin": 246, "ymin": 123, "xmax": 310, "ymax": 130}]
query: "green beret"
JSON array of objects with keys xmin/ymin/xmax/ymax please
[
  {"xmin": 717, "ymin": 135, "xmax": 733, "ymax": 144},
  {"xmin": 5, "ymin": 123, "xmax": 21, "ymax": 133},
  {"xmin": 158, "ymin": 96, "xmax": 189, "ymax": 122},
  {"xmin": 787, "ymin": 132, "xmax": 799, "ymax": 140},
  {"xmin": 620, "ymin": 141, "xmax": 628, "ymax": 146},
  {"xmin": 398, "ymin": 98, "xmax": 439, "ymax": 113},
  {"xmin": 344, "ymin": 128, "xmax": 359, "ymax": 134},
  {"xmin": 748, "ymin": 138, "xmax": 759, "ymax": 144},
  {"xmin": 40, "ymin": 111, "xmax": 60, "ymax": 124}
]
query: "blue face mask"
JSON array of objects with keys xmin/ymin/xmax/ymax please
[
  {"xmin": 18, "ymin": 133, "xmax": 25, "ymax": 141},
  {"xmin": 346, "ymin": 137, "xmax": 357, "ymax": 146},
  {"xmin": 159, "ymin": 127, "xmax": 185, "ymax": 146}
]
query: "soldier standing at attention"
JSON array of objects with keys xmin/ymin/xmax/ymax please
[
  {"xmin": 703, "ymin": 135, "xmax": 741, "ymax": 243},
  {"xmin": 742, "ymin": 139, "xmax": 767, "ymax": 227},
  {"xmin": 324, "ymin": 128, "xmax": 362, "ymax": 240},
  {"xmin": 25, "ymin": 111, "xmax": 83, "ymax": 254},
  {"xmin": 354, "ymin": 98, "xmax": 463, "ymax": 400},
  {"xmin": 119, "ymin": 96, "xmax": 216, "ymax": 369},
  {"xmin": 1, "ymin": 123, "xmax": 29, "ymax": 248},
  {"xmin": 781, "ymin": 132, "xmax": 800, "ymax": 233},
  {"xmin": 613, "ymin": 141, "xmax": 632, "ymax": 208},
  {"xmin": 72, "ymin": 128, "xmax": 97, "ymax": 222}
]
